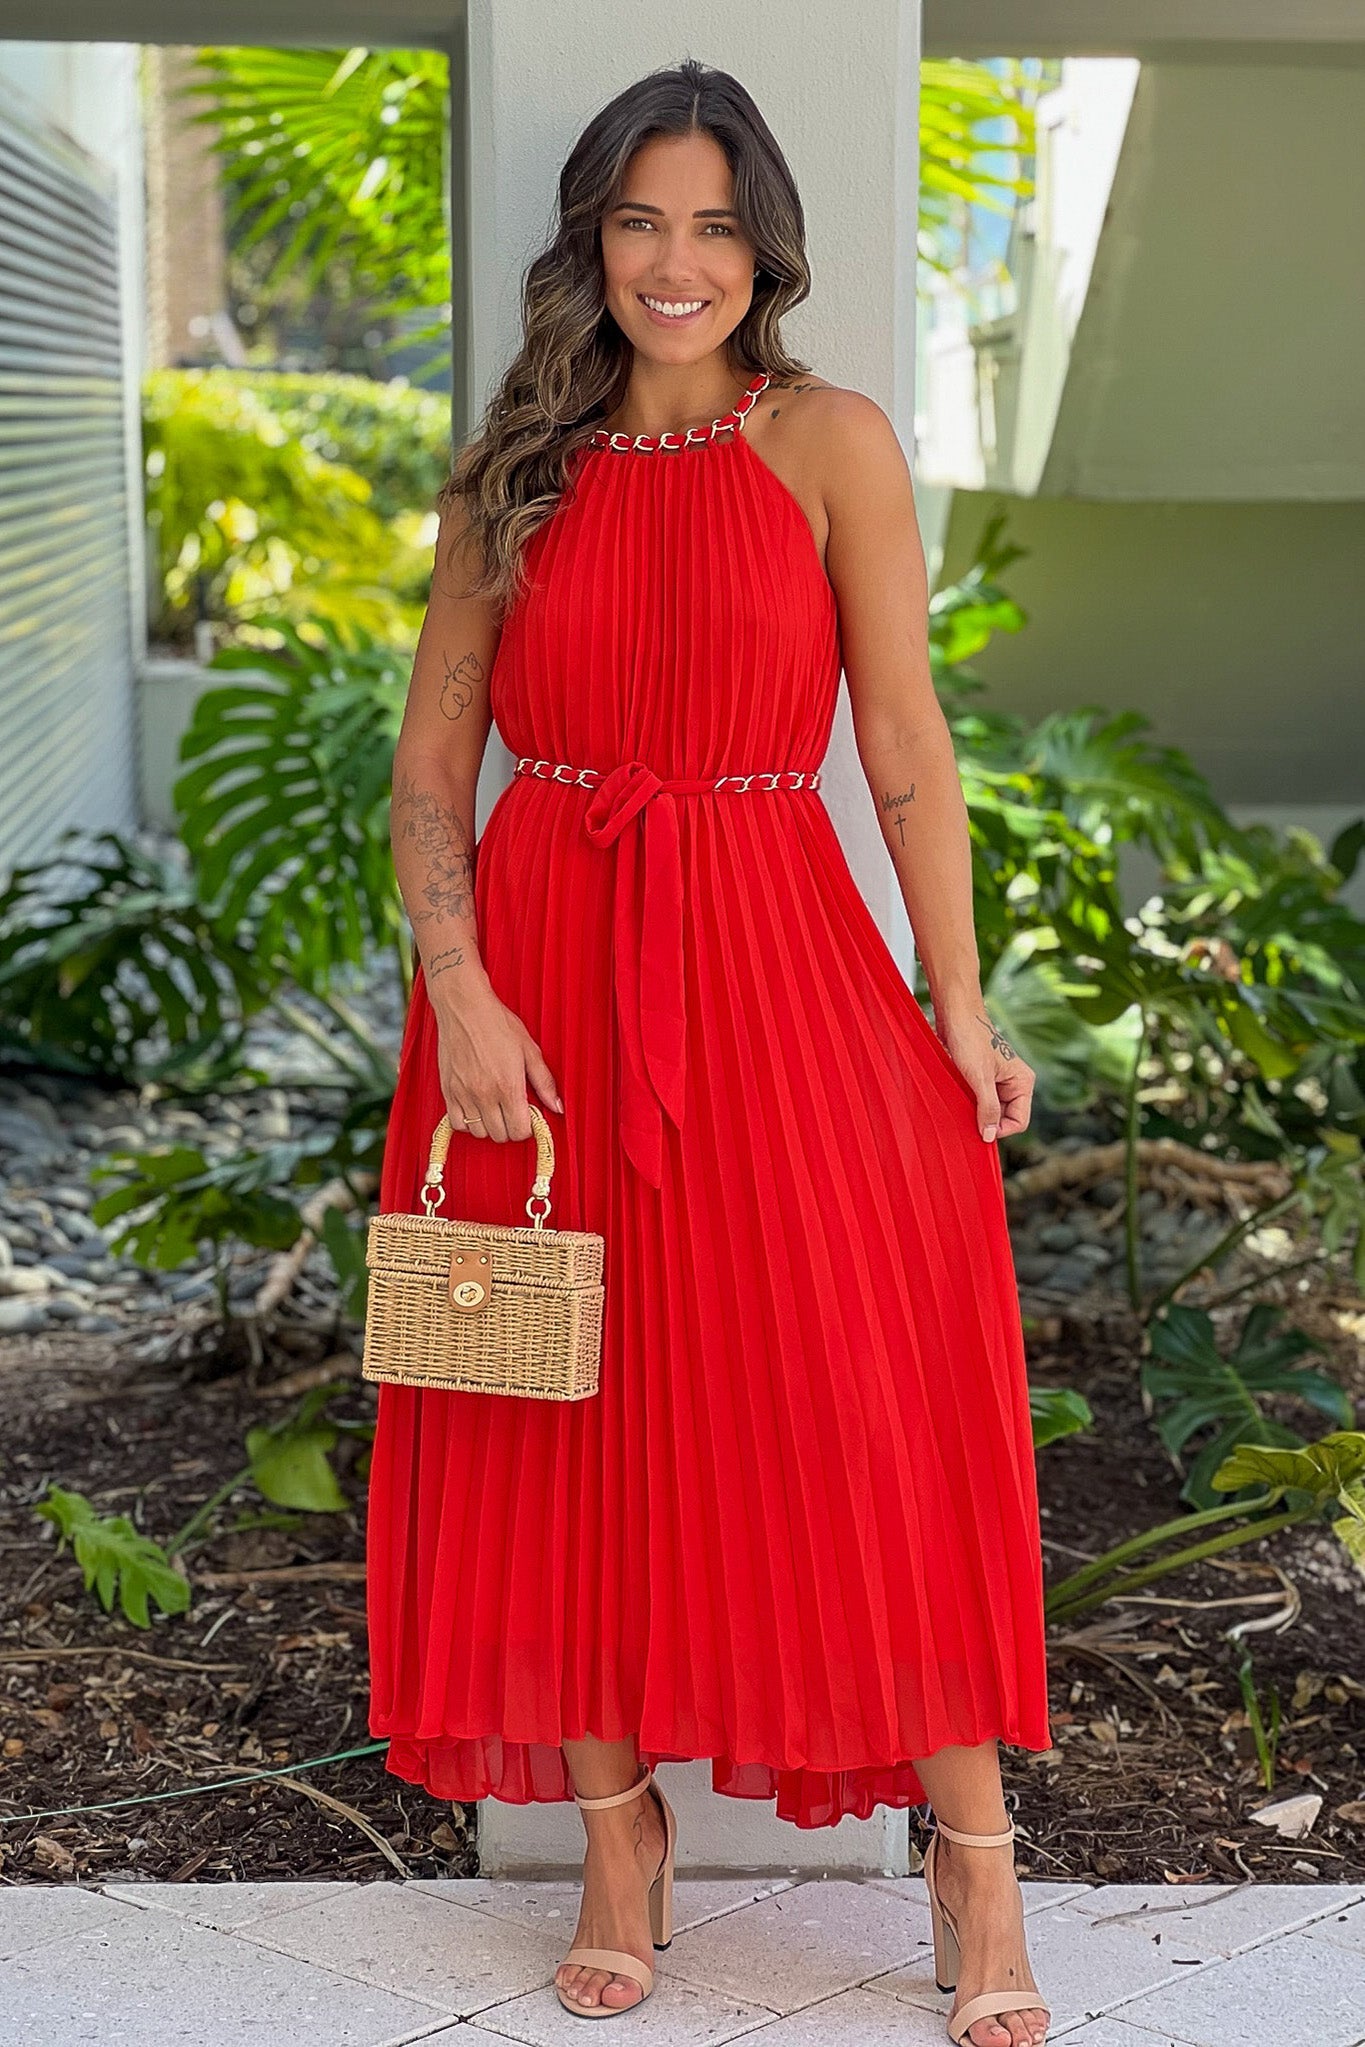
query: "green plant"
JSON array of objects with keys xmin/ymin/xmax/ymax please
[
  {"xmin": 35, "ymin": 1487, "xmax": 192, "ymax": 1629},
  {"xmin": 918, "ymin": 60, "xmax": 1037, "ymax": 275},
  {"xmin": 186, "ymin": 47, "xmax": 452, "ymax": 372},
  {"xmin": 1150, "ymin": 1133, "xmax": 1365, "ymax": 1315},
  {"xmin": 174, "ymin": 618, "xmax": 408, "ymax": 1006},
  {"xmin": 228, "ymin": 369, "xmax": 452, "ymax": 520},
  {"xmin": 1029, "ymin": 1384, "xmax": 1094, "ymax": 1448},
  {"xmin": 1234, "ymin": 1642, "xmax": 1283, "ymax": 1791},
  {"xmin": 1045, "ymin": 1430, "xmax": 1365, "ymax": 1626},
  {"xmin": 89, "ymin": 1115, "xmax": 385, "ymax": 1322},
  {"xmin": 1142, "ymin": 1303, "xmax": 1350, "ymax": 1509},
  {"xmin": 931, "ymin": 517, "xmax": 1365, "ymax": 1300},
  {"xmin": 144, "ymin": 368, "xmax": 435, "ymax": 643},
  {"xmin": 0, "ymin": 833, "xmax": 270, "ymax": 1084},
  {"xmin": 91, "ymin": 1144, "xmax": 305, "ymax": 1321},
  {"xmin": 33, "ymin": 1386, "xmax": 373, "ymax": 1629}
]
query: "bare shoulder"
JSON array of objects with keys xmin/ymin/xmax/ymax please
[{"xmin": 752, "ymin": 376, "xmax": 906, "ymax": 491}]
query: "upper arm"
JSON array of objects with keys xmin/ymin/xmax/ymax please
[
  {"xmin": 816, "ymin": 390, "xmax": 937, "ymax": 740},
  {"xmin": 395, "ymin": 451, "xmax": 503, "ymax": 772}
]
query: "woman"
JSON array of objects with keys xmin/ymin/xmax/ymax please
[{"xmin": 366, "ymin": 57, "xmax": 1052, "ymax": 2047}]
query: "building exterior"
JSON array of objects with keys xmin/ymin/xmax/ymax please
[
  {"xmin": 0, "ymin": 43, "xmax": 144, "ymax": 869},
  {"xmin": 915, "ymin": 33, "xmax": 1365, "ymax": 857}
]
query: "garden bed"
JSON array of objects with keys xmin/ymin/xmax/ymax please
[{"xmin": 2, "ymin": 1281, "xmax": 1362, "ymax": 1889}]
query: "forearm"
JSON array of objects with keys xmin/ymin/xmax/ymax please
[
  {"xmin": 390, "ymin": 748, "xmax": 491, "ymax": 1008},
  {"xmin": 857, "ymin": 711, "xmax": 983, "ymax": 1017}
]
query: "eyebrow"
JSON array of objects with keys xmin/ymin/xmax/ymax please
[{"xmin": 609, "ymin": 202, "xmax": 739, "ymax": 220}]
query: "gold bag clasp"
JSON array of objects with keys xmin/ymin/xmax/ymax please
[{"xmin": 448, "ymin": 1244, "xmax": 493, "ymax": 1311}]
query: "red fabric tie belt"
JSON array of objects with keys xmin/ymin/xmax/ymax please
[{"xmin": 511, "ymin": 754, "xmax": 825, "ymax": 1188}]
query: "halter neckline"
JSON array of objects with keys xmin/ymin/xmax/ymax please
[{"xmin": 590, "ymin": 371, "xmax": 771, "ymax": 454}]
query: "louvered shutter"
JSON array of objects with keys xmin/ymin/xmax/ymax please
[{"xmin": 0, "ymin": 100, "xmax": 135, "ymax": 869}]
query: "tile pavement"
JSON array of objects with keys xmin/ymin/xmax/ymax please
[{"xmin": 0, "ymin": 1875, "xmax": 1361, "ymax": 2047}]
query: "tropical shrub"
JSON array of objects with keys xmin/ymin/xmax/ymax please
[
  {"xmin": 1142, "ymin": 1303, "xmax": 1352, "ymax": 1509},
  {"xmin": 930, "ymin": 516, "xmax": 1365, "ymax": 1300},
  {"xmin": 186, "ymin": 46, "xmax": 452, "ymax": 373},
  {"xmin": 174, "ymin": 618, "xmax": 409, "ymax": 998},
  {"xmin": 0, "ymin": 834, "xmax": 270, "ymax": 1085},
  {"xmin": 211, "ymin": 369, "xmax": 452, "ymax": 522},
  {"xmin": 919, "ymin": 59, "xmax": 1038, "ymax": 274},
  {"xmin": 144, "ymin": 368, "xmax": 438, "ymax": 644}
]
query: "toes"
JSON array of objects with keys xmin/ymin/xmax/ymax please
[
  {"xmin": 968, "ymin": 2021, "xmax": 1012, "ymax": 2047},
  {"xmin": 558, "ymin": 1966, "xmax": 599, "ymax": 2006},
  {"xmin": 558, "ymin": 1966, "xmax": 641, "ymax": 2011}
]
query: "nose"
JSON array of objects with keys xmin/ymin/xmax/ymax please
[{"xmin": 645, "ymin": 234, "xmax": 705, "ymax": 287}]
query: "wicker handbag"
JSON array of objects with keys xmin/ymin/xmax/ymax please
[{"xmin": 361, "ymin": 1104, "xmax": 604, "ymax": 1400}]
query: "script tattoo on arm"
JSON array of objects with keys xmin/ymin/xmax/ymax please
[
  {"xmin": 439, "ymin": 648, "xmax": 483, "ymax": 722},
  {"xmin": 879, "ymin": 784, "xmax": 916, "ymax": 849},
  {"xmin": 979, "ymin": 1013, "xmax": 1017, "ymax": 1063},
  {"xmin": 392, "ymin": 769, "xmax": 477, "ymax": 979}
]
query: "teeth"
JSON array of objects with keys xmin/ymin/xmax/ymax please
[{"xmin": 642, "ymin": 296, "xmax": 706, "ymax": 317}]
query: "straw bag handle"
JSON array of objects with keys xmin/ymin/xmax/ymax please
[{"xmin": 422, "ymin": 1103, "xmax": 556, "ymax": 1226}]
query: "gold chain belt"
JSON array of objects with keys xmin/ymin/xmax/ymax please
[{"xmin": 509, "ymin": 753, "xmax": 825, "ymax": 1186}]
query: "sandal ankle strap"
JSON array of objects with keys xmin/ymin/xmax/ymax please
[
  {"xmin": 573, "ymin": 1766, "xmax": 654, "ymax": 1811},
  {"xmin": 933, "ymin": 1816, "xmax": 1016, "ymax": 1848}
]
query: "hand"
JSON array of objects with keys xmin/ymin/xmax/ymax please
[
  {"xmin": 936, "ymin": 1006, "xmax": 1035, "ymax": 1143},
  {"xmin": 430, "ymin": 979, "xmax": 563, "ymax": 1141}
]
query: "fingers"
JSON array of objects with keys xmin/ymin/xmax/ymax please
[
  {"xmin": 969, "ymin": 1062, "xmax": 1035, "ymax": 1143},
  {"xmin": 995, "ymin": 1065, "xmax": 1035, "ymax": 1137},
  {"xmin": 523, "ymin": 1042, "xmax": 565, "ymax": 1116},
  {"xmin": 448, "ymin": 1065, "xmax": 563, "ymax": 1145}
]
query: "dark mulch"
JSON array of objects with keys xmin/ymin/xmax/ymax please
[
  {"xmin": 1, "ymin": 1281, "xmax": 1362, "ymax": 1890},
  {"xmin": 1009, "ymin": 1283, "xmax": 1365, "ymax": 1886},
  {"xmin": 0, "ymin": 1323, "xmax": 469, "ymax": 1889}
]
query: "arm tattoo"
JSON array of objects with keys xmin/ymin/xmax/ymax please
[
  {"xmin": 439, "ymin": 648, "xmax": 482, "ymax": 722},
  {"xmin": 392, "ymin": 769, "xmax": 476, "ymax": 968},
  {"xmin": 879, "ymin": 784, "xmax": 916, "ymax": 848},
  {"xmin": 979, "ymin": 1013, "xmax": 1017, "ymax": 1062}
]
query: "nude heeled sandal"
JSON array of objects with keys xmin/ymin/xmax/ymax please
[
  {"xmin": 554, "ymin": 1765, "xmax": 677, "ymax": 2020},
  {"xmin": 922, "ymin": 1815, "xmax": 1051, "ymax": 2046}
]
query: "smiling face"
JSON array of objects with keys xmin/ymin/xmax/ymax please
[{"xmin": 600, "ymin": 130, "xmax": 757, "ymax": 363}]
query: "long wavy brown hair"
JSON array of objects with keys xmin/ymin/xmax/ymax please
[{"xmin": 440, "ymin": 57, "xmax": 814, "ymax": 616}]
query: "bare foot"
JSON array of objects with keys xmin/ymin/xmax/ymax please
[
  {"xmin": 555, "ymin": 1779, "xmax": 667, "ymax": 2012},
  {"xmin": 933, "ymin": 1833, "xmax": 1049, "ymax": 2047}
]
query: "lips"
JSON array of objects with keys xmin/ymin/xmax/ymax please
[{"xmin": 637, "ymin": 294, "xmax": 711, "ymax": 324}]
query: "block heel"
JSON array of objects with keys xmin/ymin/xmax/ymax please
[{"xmin": 922, "ymin": 1814, "xmax": 1051, "ymax": 2045}]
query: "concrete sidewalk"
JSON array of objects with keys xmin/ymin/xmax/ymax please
[{"xmin": 2, "ymin": 1874, "xmax": 1363, "ymax": 2046}]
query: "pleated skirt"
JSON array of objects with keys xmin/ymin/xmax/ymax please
[{"xmin": 365, "ymin": 773, "xmax": 1052, "ymax": 1827}]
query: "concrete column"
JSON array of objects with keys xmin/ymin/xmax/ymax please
[{"xmin": 466, "ymin": 1, "xmax": 923, "ymax": 1877}]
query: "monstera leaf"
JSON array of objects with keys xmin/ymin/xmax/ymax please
[
  {"xmin": 1144, "ymin": 1304, "xmax": 1350, "ymax": 1509},
  {"xmin": 1212, "ymin": 1432, "xmax": 1365, "ymax": 1576}
]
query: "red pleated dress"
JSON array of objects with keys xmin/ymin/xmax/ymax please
[{"xmin": 365, "ymin": 373, "xmax": 1052, "ymax": 1829}]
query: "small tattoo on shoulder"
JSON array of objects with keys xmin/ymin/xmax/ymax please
[{"xmin": 767, "ymin": 377, "xmax": 825, "ymax": 419}]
